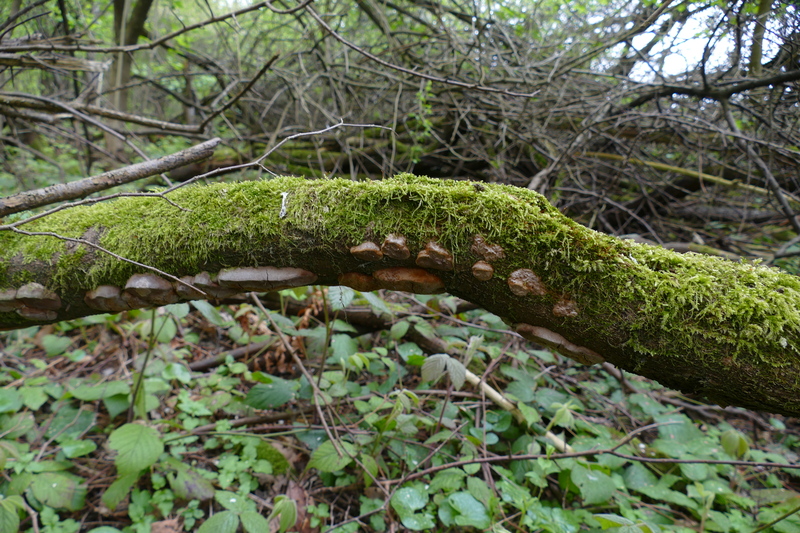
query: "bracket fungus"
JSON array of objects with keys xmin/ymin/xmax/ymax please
[
  {"xmin": 373, "ymin": 267, "xmax": 445, "ymax": 293},
  {"xmin": 338, "ymin": 272, "xmax": 382, "ymax": 292},
  {"xmin": 17, "ymin": 306, "xmax": 57, "ymax": 321},
  {"xmin": 175, "ymin": 276, "xmax": 206, "ymax": 300},
  {"xmin": 471, "ymin": 261, "xmax": 494, "ymax": 281},
  {"xmin": 471, "ymin": 235, "xmax": 506, "ymax": 262},
  {"xmin": 0, "ymin": 289, "xmax": 19, "ymax": 312},
  {"xmin": 381, "ymin": 234, "xmax": 411, "ymax": 260},
  {"xmin": 16, "ymin": 283, "xmax": 62, "ymax": 310},
  {"xmin": 191, "ymin": 271, "xmax": 240, "ymax": 299},
  {"xmin": 350, "ymin": 242, "xmax": 383, "ymax": 261},
  {"xmin": 416, "ymin": 242, "xmax": 454, "ymax": 271},
  {"xmin": 124, "ymin": 274, "xmax": 179, "ymax": 306},
  {"xmin": 507, "ymin": 269, "xmax": 547, "ymax": 297},
  {"xmin": 217, "ymin": 266, "xmax": 318, "ymax": 291},
  {"xmin": 85, "ymin": 285, "xmax": 129, "ymax": 313},
  {"xmin": 514, "ymin": 323, "xmax": 604, "ymax": 365}
]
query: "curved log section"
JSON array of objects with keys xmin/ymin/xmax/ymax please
[{"xmin": 2, "ymin": 174, "xmax": 800, "ymax": 415}]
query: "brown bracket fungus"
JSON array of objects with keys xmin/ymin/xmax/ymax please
[
  {"xmin": 85, "ymin": 285, "xmax": 130, "ymax": 313},
  {"xmin": 471, "ymin": 235, "xmax": 506, "ymax": 262},
  {"xmin": 471, "ymin": 261, "xmax": 494, "ymax": 281},
  {"xmin": 338, "ymin": 272, "xmax": 381, "ymax": 292},
  {"xmin": 350, "ymin": 242, "xmax": 383, "ymax": 261},
  {"xmin": 416, "ymin": 241, "xmax": 454, "ymax": 271},
  {"xmin": 191, "ymin": 271, "xmax": 240, "ymax": 299},
  {"xmin": 373, "ymin": 267, "xmax": 445, "ymax": 293},
  {"xmin": 16, "ymin": 282, "xmax": 62, "ymax": 310},
  {"xmin": 553, "ymin": 298, "xmax": 579, "ymax": 318},
  {"xmin": 217, "ymin": 266, "xmax": 318, "ymax": 291},
  {"xmin": 381, "ymin": 234, "xmax": 411, "ymax": 260},
  {"xmin": 514, "ymin": 323, "xmax": 604, "ymax": 365},
  {"xmin": 124, "ymin": 274, "xmax": 179, "ymax": 306},
  {"xmin": 0, "ymin": 289, "xmax": 20, "ymax": 312},
  {"xmin": 507, "ymin": 269, "xmax": 547, "ymax": 297},
  {"xmin": 17, "ymin": 306, "xmax": 57, "ymax": 321},
  {"xmin": 175, "ymin": 276, "xmax": 207, "ymax": 300}
]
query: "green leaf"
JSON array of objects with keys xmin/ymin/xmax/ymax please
[
  {"xmin": 101, "ymin": 472, "xmax": 139, "ymax": 511},
  {"xmin": 46, "ymin": 407, "xmax": 96, "ymax": 442},
  {"xmin": 215, "ymin": 490, "xmax": 252, "ymax": 513},
  {"xmin": 594, "ymin": 513, "xmax": 635, "ymax": 528},
  {"xmin": 240, "ymin": 510, "xmax": 270, "ymax": 533},
  {"xmin": 360, "ymin": 454, "xmax": 379, "ymax": 487},
  {"xmin": 245, "ymin": 380, "xmax": 294, "ymax": 409},
  {"xmin": 446, "ymin": 492, "xmax": 491, "ymax": 528},
  {"xmin": 70, "ymin": 381, "xmax": 130, "ymax": 401},
  {"xmin": 103, "ymin": 394, "xmax": 130, "ymax": 419},
  {"xmin": 429, "ymin": 468, "xmax": 467, "ymax": 493},
  {"xmin": 721, "ymin": 429, "xmax": 749, "ymax": 458},
  {"xmin": 421, "ymin": 353, "xmax": 448, "ymax": 384},
  {"xmin": 191, "ymin": 300, "xmax": 230, "ymax": 326},
  {"xmin": 41, "ymin": 334, "xmax": 72, "ymax": 356},
  {"xmin": 391, "ymin": 486, "xmax": 428, "ymax": 512},
  {"xmin": 30, "ymin": 472, "xmax": 87, "ymax": 511},
  {"xmin": 517, "ymin": 402, "xmax": 541, "ymax": 426},
  {"xmin": 270, "ymin": 495, "xmax": 297, "ymax": 533},
  {"xmin": 571, "ymin": 464, "xmax": 615, "ymax": 505},
  {"xmin": 197, "ymin": 510, "xmax": 240, "ymax": 533},
  {"xmin": 361, "ymin": 292, "xmax": 392, "ymax": 316},
  {"xmin": 390, "ymin": 320, "xmax": 410, "ymax": 339},
  {"xmin": 20, "ymin": 386, "xmax": 48, "ymax": 410},
  {"xmin": 60, "ymin": 439, "xmax": 97, "ymax": 458},
  {"xmin": 168, "ymin": 465, "xmax": 215, "ymax": 501},
  {"xmin": 0, "ymin": 495, "xmax": 24, "ymax": 533},
  {"xmin": 330, "ymin": 334, "xmax": 358, "ymax": 361},
  {"xmin": 328, "ymin": 286, "xmax": 355, "ymax": 310},
  {"xmin": 445, "ymin": 358, "xmax": 466, "ymax": 390},
  {"xmin": 0, "ymin": 389, "xmax": 22, "ymax": 414},
  {"xmin": 108, "ymin": 423, "xmax": 164, "ymax": 476},
  {"xmin": 307, "ymin": 440, "xmax": 357, "ymax": 472}
]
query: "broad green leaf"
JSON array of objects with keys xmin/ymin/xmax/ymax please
[
  {"xmin": 330, "ymin": 334, "xmax": 358, "ymax": 361},
  {"xmin": 103, "ymin": 394, "xmax": 130, "ymax": 419},
  {"xmin": 70, "ymin": 381, "xmax": 130, "ymax": 401},
  {"xmin": 447, "ymin": 492, "xmax": 491, "ymax": 528},
  {"xmin": 391, "ymin": 486, "xmax": 428, "ymax": 512},
  {"xmin": 168, "ymin": 466, "xmax": 215, "ymax": 501},
  {"xmin": 445, "ymin": 358, "xmax": 466, "ymax": 390},
  {"xmin": 245, "ymin": 381, "xmax": 294, "ymax": 409},
  {"xmin": 0, "ymin": 495, "xmax": 24, "ymax": 533},
  {"xmin": 421, "ymin": 353, "xmax": 448, "ymax": 383},
  {"xmin": 30, "ymin": 472, "xmax": 87, "ymax": 511},
  {"xmin": 240, "ymin": 510, "xmax": 270, "ymax": 533},
  {"xmin": 46, "ymin": 407, "xmax": 96, "ymax": 442},
  {"xmin": 517, "ymin": 402, "xmax": 541, "ymax": 426},
  {"xmin": 571, "ymin": 465, "xmax": 614, "ymax": 505},
  {"xmin": 41, "ymin": 334, "xmax": 72, "ymax": 356},
  {"xmin": 163, "ymin": 362, "xmax": 192, "ymax": 384},
  {"xmin": 390, "ymin": 320, "xmax": 410, "ymax": 339},
  {"xmin": 0, "ymin": 389, "xmax": 22, "ymax": 414},
  {"xmin": 721, "ymin": 429, "xmax": 749, "ymax": 458},
  {"xmin": 307, "ymin": 440, "xmax": 357, "ymax": 472},
  {"xmin": 215, "ymin": 490, "xmax": 252, "ymax": 513},
  {"xmin": 360, "ymin": 454, "xmax": 379, "ymax": 487},
  {"xmin": 101, "ymin": 472, "xmax": 139, "ymax": 511},
  {"xmin": 429, "ymin": 468, "xmax": 466, "ymax": 493},
  {"xmin": 197, "ymin": 510, "xmax": 239, "ymax": 533},
  {"xmin": 61, "ymin": 439, "xmax": 97, "ymax": 458},
  {"xmin": 361, "ymin": 292, "xmax": 391, "ymax": 316},
  {"xmin": 328, "ymin": 286, "xmax": 355, "ymax": 310},
  {"xmin": 108, "ymin": 423, "xmax": 164, "ymax": 476},
  {"xmin": 20, "ymin": 386, "xmax": 48, "ymax": 410},
  {"xmin": 191, "ymin": 300, "xmax": 229, "ymax": 326}
]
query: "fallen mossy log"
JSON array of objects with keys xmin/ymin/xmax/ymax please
[{"xmin": 2, "ymin": 174, "xmax": 800, "ymax": 415}]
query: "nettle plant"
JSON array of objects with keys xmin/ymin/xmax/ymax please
[{"xmin": 1, "ymin": 287, "xmax": 800, "ymax": 532}]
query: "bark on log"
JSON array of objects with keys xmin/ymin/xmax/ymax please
[{"xmin": 2, "ymin": 174, "xmax": 800, "ymax": 415}]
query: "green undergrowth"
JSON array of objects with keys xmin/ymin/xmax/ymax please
[{"xmin": 1, "ymin": 287, "xmax": 800, "ymax": 532}]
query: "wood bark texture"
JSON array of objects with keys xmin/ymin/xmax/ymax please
[{"xmin": 2, "ymin": 174, "xmax": 800, "ymax": 415}]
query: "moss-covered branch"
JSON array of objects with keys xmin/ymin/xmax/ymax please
[{"xmin": 2, "ymin": 174, "xmax": 800, "ymax": 415}]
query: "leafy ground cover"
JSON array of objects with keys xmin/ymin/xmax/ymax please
[{"xmin": 1, "ymin": 287, "xmax": 800, "ymax": 533}]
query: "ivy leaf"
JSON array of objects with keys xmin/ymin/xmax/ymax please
[
  {"xmin": 108, "ymin": 423, "xmax": 164, "ymax": 476},
  {"xmin": 307, "ymin": 440, "xmax": 357, "ymax": 472}
]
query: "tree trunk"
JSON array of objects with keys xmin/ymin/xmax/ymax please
[{"xmin": 2, "ymin": 175, "xmax": 800, "ymax": 415}]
